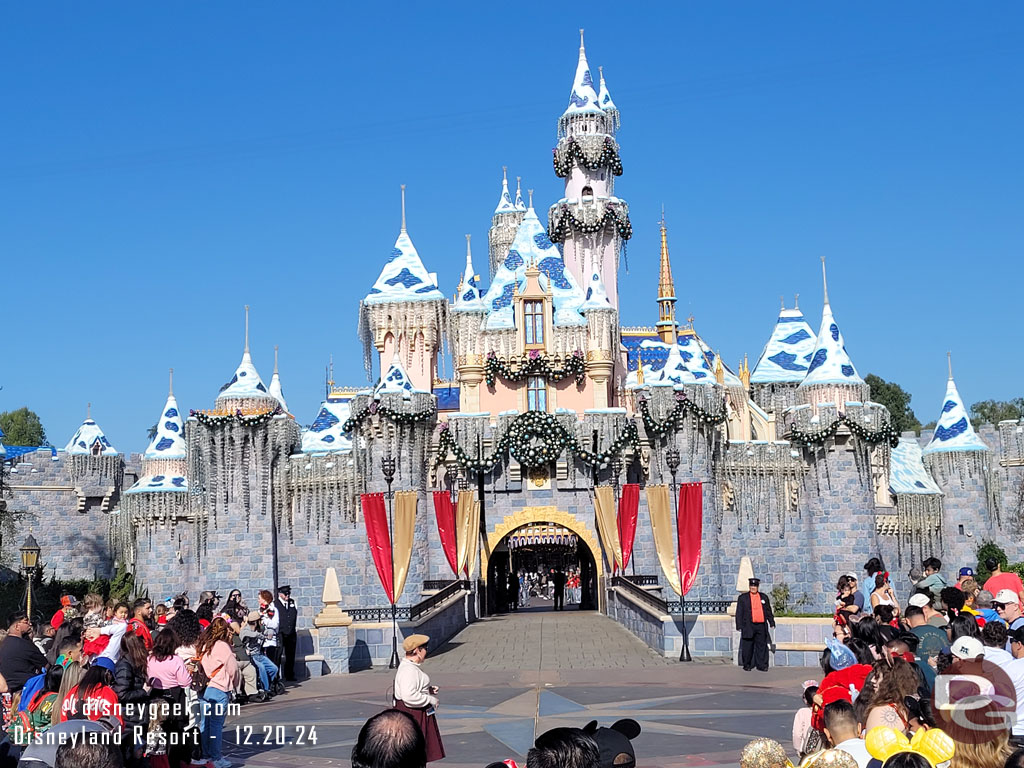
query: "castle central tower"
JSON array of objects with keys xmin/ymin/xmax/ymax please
[{"xmin": 547, "ymin": 32, "xmax": 631, "ymax": 309}]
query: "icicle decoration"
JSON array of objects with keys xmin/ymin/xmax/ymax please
[
  {"xmin": 716, "ymin": 441, "xmax": 805, "ymax": 534},
  {"xmin": 925, "ymin": 450, "xmax": 1000, "ymax": 525},
  {"xmin": 358, "ymin": 300, "xmax": 449, "ymax": 382},
  {"xmin": 65, "ymin": 455, "xmax": 124, "ymax": 490}
]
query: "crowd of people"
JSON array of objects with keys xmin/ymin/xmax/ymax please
[
  {"xmin": 0, "ymin": 585, "xmax": 299, "ymax": 768},
  {"xmin": 504, "ymin": 568, "xmax": 583, "ymax": 612}
]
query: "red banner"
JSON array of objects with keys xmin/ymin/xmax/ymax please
[
  {"xmin": 677, "ymin": 482, "xmax": 703, "ymax": 596},
  {"xmin": 361, "ymin": 493, "xmax": 394, "ymax": 603},
  {"xmin": 432, "ymin": 491, "xmax": 460, "ymax": 577},
  {"xmin": 617, "ymin": 483, "xmax": 640, "ymax": 571}
]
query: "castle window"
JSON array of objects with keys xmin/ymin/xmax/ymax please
[
  {"xmin": 527, "ymin": 376, "xmax": 547, "ymax": 412},
  {"xmin": 582, "ymin": 185, "xmax": 593, "ymax": 197},
  {"xmin": 524, "ymin": 300, "xmax": 545, "ymax": 346},
  {"xmin": 90, "ymin": 441, "xmax": 103, "ymax": 457}
]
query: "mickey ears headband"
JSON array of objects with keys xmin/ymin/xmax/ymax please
[{"xmin": 865, "ymin": 726, "xmax": 955, "ymax": 768}]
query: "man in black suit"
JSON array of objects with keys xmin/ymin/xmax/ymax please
[
  {"xmin": 275, "ymin": 585, "xmax": 299, "ymax": 681},
  {"xmin": 552, "ymin": 569, "xmax": 566, "ymax": 611},
  {"xmin": 735, "ymin": 577, "xmax": 775, "ymax": 671}
]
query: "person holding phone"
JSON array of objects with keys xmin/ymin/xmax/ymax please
[{"xmin": 393, "ymin": 634, "xmax": 445, "ymax": 762}]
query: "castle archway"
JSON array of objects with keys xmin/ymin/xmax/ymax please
[{"xmin": 484, "ymin": 507, "xmax": 603, "ymax": 614}]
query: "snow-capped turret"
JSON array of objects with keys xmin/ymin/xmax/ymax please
[
  {"xmin": 488, "ymin": 168, "xmax": 527, "ymax": 278},
  {"xmin": 301, "ymin": 396, "xmax": 353, "ymax": 454},
  {"xmin": 597, "ymin": 66, "xmax": 619, "ymax": 131},
  {"xmin": 145, "ymin": 370, "xmax": 186, "ymax": 461},
  {"xmin": 216, "ymin": 306, "xmax": 279, "ymax": 411},
  {"xmin": 268, "ymin": 346, "xmax": 289, "ymax": 414},
  {"xmin": 580, "ymin": 269, "xmax": 613, "ymax": 312},
  {"xmin": 65, "ymin": 407, "xmax": 117, "ymax": 456},
  {"xmin": 453, "ymin": 234, "xmax": 485, "ymax": 312},
  {"xmin": 562, "ymin": 29, "xmax": 602, "ymax": 118},
  {"xmin": 751, "ymin": 301, "xmax": 817, "ymax": 385},
  {"xmin": 374, "ymin": 354, "xmax": 423, "ymax": 399},
  {"xmin": 363, "ymin": 194, "xmax": 444, "ymax": 306},
  {"xmin": 514, "ymin": 177, "xmax": 526, "ymax": 212},
  {"xmin": 798, "ymin": 259, "xmax": 869, "ymax": 408},
  {"xmin": 923, "ymin": 355, "xmax": 988, "ymax": 455}
]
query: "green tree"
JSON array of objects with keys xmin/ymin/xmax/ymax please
[
  {"xmin": 866, "ymin": 374, "xmax": 922, "ymax": 434},
  {"xmin": 0, "ymin": 407, "xmax": 47, "ymax": 446},
  {"xmin": 969, "ymin": 399, "xmax": 1024, "ymax": 427}
]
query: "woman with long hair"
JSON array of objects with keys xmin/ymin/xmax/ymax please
[
  {"xmin": 950, "ymin": 703, "xmax": 1011, "ymax": 768},
  {"xmin": 871, "ymin": 573, "xmax": 899, "ymax": 614},
  {"xmin": 52, "ymin": 661, "xmax": 84, "ymax": 727},
  {"xmin": 167, "ymin": 609, "xmax": 202, "ymax": 758},
  {"xmin": 147, "ymin": 627, "xmax": 192, "ymax": 768},
  {"xmin": 948, "ymin": 614, "xmax": 981, "ymax": 643},
  {"xmin": 864, "ymin": 657, "xmax": 920, "ymax": 733},
  {"xmin": 7, "ymin": 664, "xmax": 63, "ymax": 744},
  {"xmin": 59, "ymin": 658, "xmax": 122, "ymax": 724},
  {"xmin": 195, "ymin": 618, "xmax": 240, "ymax": 768},
  {"xmin": 221, "ymin": 590, "xmax": 247, "ymax": 624},
  {"xmin": 115, "ymin": 632, "xmax": 151, "ymax": 766}
]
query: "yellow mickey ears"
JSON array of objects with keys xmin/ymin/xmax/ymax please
[
  {"xmin": 865, "ymin": 727, "xmax": 956, "ymax": 768},
  {"xmin": 910, "ymin": 729, "xmax": 956, "ymax": 767}
]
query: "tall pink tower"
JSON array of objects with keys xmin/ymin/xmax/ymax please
[{"xmin": 547, "ymin": 31, "xmax": 632, "ymax": 309}]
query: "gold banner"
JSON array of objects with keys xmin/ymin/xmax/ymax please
[
  {"xmin": 593, "ymin": 486, "xmax": 622, "ymax": 572},
  {"xmin": 456, "ymin": 490, "xmax": 480, "ymax": 578},
  {"xmin": 392, "ymin": 490, "xmax": 418, "ymax": 602},
  {"xmin": 646, "ymin": 485, "xmax": 681, "ymax": 595}
]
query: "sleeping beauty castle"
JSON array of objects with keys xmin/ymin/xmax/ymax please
[{"xmin": 3, "ymin": 34, "xmax": 1024, "ymax": 669}]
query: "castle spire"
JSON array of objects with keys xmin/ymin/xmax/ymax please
[
  {"xmin": 563, "ymin": 29, "xmax": 601, "ymax": 116},
  {"xmin": 244, "ymin": 304, "xmax": 250, "ymax": 354},
  {"xmin": 400, "ymin": 184, "xmax": 407, "ymax": 233},
  {"xmin": 597, "ymin": 65, "xmax": 619, "ymax": 129},
  {"xmin": 453, "ymin": 234, "xmax": 484, "ymax": 311},
  {"xmin": 656, "ymin": 211, "xmax": 678, "ymax": 343},
  {"xmin": 821, "ymin": 257, "xmax": 830, "ymax": 306},
  {"xmin": 168, "ymin": 368, "xmax": 174, "ymax": 397},
  {"xmin": 494, "ymin": 167, "xmax": 515, "ymax": 213},
  {"xmin": 947, "ymin": 350, "xmax": 953, "ymax": 380},
  {"xmin": 269, "ymin": 344, "xmax": 288, "ymax": 413},
  {"xmin": 514, "ymin": 176, "xmax": 526, "ymax": 211}
]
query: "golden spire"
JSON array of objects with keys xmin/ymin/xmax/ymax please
[
  {"xmin": 656, "ymin": 209, "xmax": 678, "ymax": 343},
  {"xmin": 327, "ymin": 354, "xmax": 335, "ymax": 392},
  {"xmin": 739, "ymin": 354, "xmax": 750, "ymax": 389},
  {"xmin": 714, "ymin": 353, "xmax": 725, "ymax": 385}
]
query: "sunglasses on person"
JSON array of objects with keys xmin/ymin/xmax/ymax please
[{"xmin": 995, "ymin": 603, "xmax": 1009, "ymax": 611}]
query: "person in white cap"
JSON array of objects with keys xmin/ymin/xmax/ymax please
[
  {"xmin": 994, "ymin": 589, "xmax": 1024, "ymax": 631},
  {"xmin": 950, "ymin": 636, "xmax": 985, "ymax": 662},
  {"xmin": 907, "ymin": 591, "xmax": 947, "ymax": 627},
  {"xmin": 393, "ymin": 634, "xmax": 444, "ymax": 762}
]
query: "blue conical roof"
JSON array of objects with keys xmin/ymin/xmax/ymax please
[
  {"xmin": 494, "ymin": 170, "xmax": 515, "ymax": 214},
  {"xmin": 302, "ymin": 397, "xmax": 353, "ymax": 454},
  {"xmin": 453, "ymin": 236, "xmax": 484, "ymax": 312},
  {"xmin": 563, "ymin": 33, "xmax": 602, "ymax": 117},
  {"xmin": 751, "ymin": 307, "xmax": 818, "ymax": 384},
  {"xmin": 65, "ymin": 418, "xmax": 117, "ymax": 456},
  {"xmin": 923, "ymin": 374, "xmax": 988, "ymax": 454},
  {"xmin": 890, "ymin": 438, "xmax": 943, "ymax": 494},
  {"xmin": 145, "ymin": 392, "xmax": 186, "ymax": 460},
  {"xmin": 364, "ymin": 230, "xmax": 444, "ymax": 305}
]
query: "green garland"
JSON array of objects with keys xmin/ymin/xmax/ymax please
[
  {"xmin": 548, "ymin": 205, "xmax": 633, "ymax": 243},
  {"xmin": 343, "ymin": 401, "xmax": 437, "ymax": 434},
  {"xmin": 552, "ymin": 137, "xmax": 623, "ymax": 178},
  {"xmin": 638, "ymin": 396, "xmax": 728, "ymax": 438},
  {"xmin": 190, "ymin": 407, "xmax": 282, "ymax": 427},
  {"xmin": 787, "ymin": 416, "xmax": 900, "ymax": 448},
  {"xmin": 437, "ymin": 411, "xmax": 639, "ymax": 472},
  {"xmin": 484, "ymin": 351, "xmax": 586, "ymax": 388}
]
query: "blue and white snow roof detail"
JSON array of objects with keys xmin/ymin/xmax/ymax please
[
  {"xmin": 563, "ymin": 34, "xmax": 603, "ymax": 117},
  {"xmin": 751, "ymin": 308, "xmax": 818, "ymax": 384},
  {"xmin": 889, "ymin": 438, "xmax": 942, "ymax": 495},
  {"xmin": 597, "ymin": 67, "xmax": 617, "ymax": 112},
  {"xmin": 64, "ymin": 418, "xmax": 118, "ymax": 456},
  {"xmin": 144, "ymin": 393, "xmax": 186, "ymax": 460},
  {"xmin": 125, "ymin": 473, "xmax": 188, "ymax": 494},
  {"xmin": 453, "ymin": 235, "xmax": 485, "ymax": 312},
  {"xmin": 799, "ymin": 302, "xmax": 863, "ymax": 387},
  {"xmin": 269, "ymin": 370, "xmax": 288, "ymax": 413},
  {"xmin": 374, "ymin": 355, "xmax": 425, "ymax": 399},
  {"xmin": 580, "ymin": 270, "xmax": 613, "ymax": 312},
  {"xmin": 923, "ymin": 376, "xmax": 988, "ymax": 454},
  {"xmin": 480, "ymin": 208, "xmax": 586, "ymax": 330},
  {"xmin": 364, "ymin": 230, "xmax": 444, "ymax": 305},
  {"xmin": 494, "ymin": 172, "xmax": 516, "ymax": 214},
  {"xmin": 301, "ymin": 399, "xmax": 353, "ymax": 454},
  {"xmin": 217, "ymin": 350, "xmax": 270, "ymax": 402},
  {"xmin": 514, "ymin": 179, "xmax": 526, "ymax": 212},
  {"xmin": 0, "ymin": 425, "xmax": 5, "ymax": 458},
  {"xmin": 678, "ymin": 334, "xmax": 743, "ymax": 387},
  {"xmin": 624, "ymin": 339, "xmax": 701, "ymax": 388}
]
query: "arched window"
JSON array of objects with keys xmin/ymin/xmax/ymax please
[{"xmin": 581, "ymin": 185, "xmax": 593, "ymax": 198}]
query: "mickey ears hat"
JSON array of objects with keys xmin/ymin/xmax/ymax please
[
  {"xmin": 865, "ymin": 726, "xmax": 955, "ymax": 768},
  {"xmin": 582, "ymin": 719, "xmax": 641, "ymax": 768}
]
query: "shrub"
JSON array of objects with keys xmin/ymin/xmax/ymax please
[{"xmin": 977, "ymin": 541, "xmax": 1009, "ymax": 583}]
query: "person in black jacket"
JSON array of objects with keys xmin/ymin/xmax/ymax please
[
  {"xmin": 735, "ymin": 578, "xmax": 776, "ymax": 672},
  {"xmin": 0, "ymin": 612, "xmax": 48, "ymax": 693},
  {"xmin": 274, "ymin": 586, "xmax": 298, "ymax": 682},
  {"xmin": 551, "ymin": 569, "xmax": 566, "ymax": 611},
  {"xmin": 114, "ymin": 632, "xmax": 151, "ymax": 767}
]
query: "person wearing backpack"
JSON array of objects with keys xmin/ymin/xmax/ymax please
[
  {"xmin": 7, "ymin": 664, "xmax": 62, "ymax": 745},
  {"xmin": 195, "ymin": 618, "xmax": 239, "ymax": 768}
]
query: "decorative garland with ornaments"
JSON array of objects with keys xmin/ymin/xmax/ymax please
[
  {"xmin": 552, "ymin": 137, "xmax": 624, "ymax": 178},
  {"xmin": 638, "ymin": 393, "xmax": 728, "ymax": 438},
  {"xmin": 548, "ymin": 204, "xmax": 633, "ymax": 244},
  {"xmin": 484, "ymin": 350, "xmax": 586, "ymax": 388},
  {"xmin": 190, "ymin": 406, "xmax": 282, "ymax": 427},
  {"xmin": 342, "ymin": 400, "xmax": 437, "ymax": 434},
  {"xmin": 436, "ymin": 411, "xmax": 639, "ymax": 472},
  {"xmin": 786, "ymin": 416, "xmax": 900, "ymax": 448}
]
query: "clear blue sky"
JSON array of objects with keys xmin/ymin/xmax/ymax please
[{"xmin": 2, "ymin": 3, "xmax": 1021, "ymax": 453}]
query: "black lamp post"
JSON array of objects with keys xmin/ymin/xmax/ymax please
[
  {"xmin": 381, "ymin": 454, "xmax": 400, "ymax": 670},
  {"xmin": 665, "ymin": 448, "xmax": 691, "ymax": 662},
  {"xmin": 20, "ymin": 535, "xmax": 41, "ymax": 619}
]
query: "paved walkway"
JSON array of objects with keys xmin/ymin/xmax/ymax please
[{"xmin": 223, "ymin": 610, "xmax": 813, "ymax": 768}]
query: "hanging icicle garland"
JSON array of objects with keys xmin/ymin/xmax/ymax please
[
  {"xmin": 787, "ymin": 416, "xmax": 900, "ymax": 448},
  {"xmin": 342, "ymin": 400, "xmax": 437, "ymax": 433},
  {"xmin": 552, "ymin": 136, "xmax": 623, "ymax": 177},
  {"xmin": 190, "ymin": 407, "xmax": 282, "ymax": 427},
  {"xmin": 548, "ymin": 204, "xmax": 632, "ymax": 243},
  {"xmin": 484, "ymin": 350, "xmax": 586, "ymax": 388},
  {"xmin": 638, "ymin": 393, "xmax": 727, "ymax": 438},
  {"xmin": 436, "ymin": 411, "xmax": 638, "ymax": 472}
]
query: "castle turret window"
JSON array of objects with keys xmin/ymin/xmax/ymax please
[
  {"xmin": 527, "ymin": 376, "xmax": 548, "ymax": 412},
  {"xmin": 524, "ymin": 300, "xmax": 545, "ymax": 346}
]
